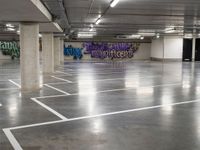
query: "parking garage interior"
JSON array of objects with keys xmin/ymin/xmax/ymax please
[{"xmin": 1, "ymin": 0, "xmax": 200, "ymax": 150}]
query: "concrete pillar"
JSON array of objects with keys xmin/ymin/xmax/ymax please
[
  {"xmin": 20, "ymin": 23, "xmax": 40, "ymax": 90},
  {"xmin": 60, "ymin": 39, "xmax": 64, "ymax": 63},
  {"xmin": 192, "ymin": 37, "xmax": 196, "ymax": 61},
  {"xmin": 54, "ymin": 37, "xmax": 61, "ymax": 66},
  {"xmin": 42, "ymin": 33, "xmax": 54, "ymax": 73}
]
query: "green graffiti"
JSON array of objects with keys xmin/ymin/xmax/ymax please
[{"xmin": 0, "ymin": 41, "xmax": 20, "ymax": 59}]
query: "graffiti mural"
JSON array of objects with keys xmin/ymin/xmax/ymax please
[
  {"xmin": 64, "ymin": 45, "xmax": 83, "ymax": 60},
  {"xmin": 0, "ymin": 41, "xmax": 20, "ymax": 59},
  {"xmin": 83, "ymin": 42, "xmax": 140, "ymax": 59}
]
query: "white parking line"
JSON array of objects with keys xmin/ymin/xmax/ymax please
[
  {"xmin": 57, "ymin": 71, "xmax": 142, "ymax": 76},
  {"xmin": 31, "ymin": 98, "xmax": 68, "ymax": 120},
  {"xmin": 48, "ymin": 75, "xmax": 161, "ymax": 85},
  {"xmin": 55, "ymin": 71, "xmax": 72, "ymax": 76},
  {"xmin": 44, "ymin": 84, "xmax": 71, "ymax": 95},
  {"xmin": 6, "ymin": 98, "xmax": 200, "ymax": 131},
  {"xmin": 36, "ymin": 83, "xmax": 181, "ymax": 100},
  {"xmin": 0, "ymin": 88, "xmax": 19, "ymax": 91},
  {"xmin": 8, "ymin": 79, "xmax": 21, "ymax": 88},
  {"xmin": 3, "ymin": 129, "xmax": 23, "ymax": 150},
  {"xmin": 51, "ymin": 76, "xmax": 72, "ymax": 83}
]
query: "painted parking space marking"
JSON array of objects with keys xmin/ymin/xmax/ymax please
[
  {"xmin": 8, "ymin": 79, "xmax": 21, "ymax": 88},
  {"xmin": 51, "ymin": 76, "xmax": 73, "ymax": 83},
  {"xmin": 55, "ymin": 71, "xmax": 72, "ymax": 76},
  {"xmin": 0, "ymin": 88, "xmax": 19, "ymax": 91},
  {"xmin": 3, "ymin": 129, "xmax": 23, "ymax": 150},
  {"xmin": 4, "ymin": 98, "xmax": 200, "ymax": 150},
  {"xmin": 39, "ymin": 82, "xmax": 182, "ymax": 99},
  {"xmin": 44, "ymin": 84, "xmax": 71, "ymax": 95},
  {"xmin": 31, "ymin": 98, "xmax": 68, "ymax": 120},
  {"xmin": 47, "ymin": 75, "xmax": 162, "ymax": 85},
  {"xmin": 1, "ymin": 65, "xmax": 188, "ymax": 150}
]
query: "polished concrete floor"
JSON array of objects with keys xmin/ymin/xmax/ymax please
[{"xmin": 1, "ymin": 60, "xmax": 200, "ymax": 150}]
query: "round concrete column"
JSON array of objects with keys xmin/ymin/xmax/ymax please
[
  {"xmin": 54, "ymin": 37, "xmax": 61, "ymax": 67},
  {"xmin": 20, "ymin": 23, "xmax": 40, "ymax": 90},
  {"xmin": 42, "ymin": 33, "xmax": 54, "ymax": 73}
]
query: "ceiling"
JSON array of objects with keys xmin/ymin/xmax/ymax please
[
  {"xmin": 42, "ymin": 0, "xmax": 200, "ymax": 39},
  {"xmin": 1, "ymin": 0, "xmax": 200, "ymax": 39},
  {"xmin": 0, "ymin": 0, "xmax": 62, "ymax": 35}
]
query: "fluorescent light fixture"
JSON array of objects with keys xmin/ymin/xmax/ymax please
[
  {"xmin": 156, "ymin": 33, "xmax": 160, "ymax": 38},
  {"xmin": 95, "ymin": 19, "xmax": 101, "ymax": 25},
  {"xmin": 17, "ymin": 30, "xmax": 20, "ymax": 34},
  {"xmin": 98, "ymin": 14, "xmax": 101, "ymax": 18},
  {"xmin": 78, "ymin": 33, "xmax": 94, "ymax": 38},
  {"xmin": 39, "ymin": 34, "xmax": 42, "ymax": 37},
  {"xmin": 89, "ymin": 28, "xmax": 93, "ymax": 32},
  {"xmin": 138, "ymin": 33, "xmax": 156, "ymax": 36},
  {"xmin": 7, "ymin": 27, "xmax": 15, "ymax": 31},
  {"xmin": 165, "ymin": 27, "xmax": 175, "ymax": 33},
  {"xmin": 129, "ymin": 34, "xmax": 141, "ymax": 39},
  {"xmin": 90, "ymin": 24, "xmax": 94, "ymax": 28},
  {"xmin": 140, "ymin": 36, "xmax": 144, "ymax": 40},
  {"xmin": 110, "ymin": 0, "xmax": 119, "ymax": 7},
  {"xmin": 78, "ymin": 32, "xmax": 96, "ymax": 38},
  {"xmin": 6, "ymin": 24, "xmax": 14, "ymax": 28}
]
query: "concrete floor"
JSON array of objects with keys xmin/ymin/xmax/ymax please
[{"xmin": 1, "ymin": 60, "xmax": 200, "ymax": 150}]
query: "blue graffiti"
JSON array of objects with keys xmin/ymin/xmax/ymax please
[{"xmin": 64, "ymin": 45, "xmax": 83, "ymax": 59}]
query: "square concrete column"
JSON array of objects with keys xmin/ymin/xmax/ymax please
[
  {"xmin": 42, "ymin": 33, "xmax": 54, "ymax": 73},
  {"xmin": 54, "ymin": 37, "xmax": 61, "ymax": 66},
  {"xmin": 60, "ymin": 39, "xmax": 64, "ymax": 63},
  {"xmin": 20, "ymin": 23, "xmax": 40, "ymax": 90}
]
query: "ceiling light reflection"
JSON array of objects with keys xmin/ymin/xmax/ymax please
[
  {"xmin": 92, "ymin": 119, "xmax": 104, "ymax": 134},
  {"xmin": 182, "ymin": 81, "xmax": 191, "ymax": 89},
  {"xmin": 161, "ymin": 95, "xmax": 173, "ymax": 115},
  {"xmin": 78, "ymin": 76, "xmax": 97, "ymax": 95},
  {"xmin": 136, "ymin": 87, "xmax": 154, "ymax": 95}
]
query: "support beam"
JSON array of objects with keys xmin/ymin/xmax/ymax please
[
  {"xmin": 60, "ymin": 39, "xmax": 64, "ymax": 64},
  {"xmin": 42, "ymin": 33, "xmax": 54, "ymax": 74},
  {"xmin": 20, "ymin": 23, "xmax": 40, "ymax": 90},
  {"xmin": 54, "ymin": 37, "xmax": 61, "ymax": 67}
]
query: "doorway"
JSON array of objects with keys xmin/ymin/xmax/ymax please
[{"xmin": 182, "ymin": 39, "xmax": 192, "ymax": 62}]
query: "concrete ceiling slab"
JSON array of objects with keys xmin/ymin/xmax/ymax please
[
  {"xmin": 39, "ymin": 22, "xmax": 63, "ymax": 33},
  {"xmin": 0, "ymin": 0, "xmax": 51, "ymax": 22}
]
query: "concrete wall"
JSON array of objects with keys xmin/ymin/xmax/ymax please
[
  {"xmin": 0, "ymin": 52, "xmax": 11, "ymax": 60},
  {"xmin": 151, "ymin": 36, "xmax": 183, "ymax": 61},
  {"xmin": 151, "ymin": 38, "xmax": 164, "ymax": 59},
  {"xmin": 64, "ymin": 42, "xmax": 151, "ymax": 60}
]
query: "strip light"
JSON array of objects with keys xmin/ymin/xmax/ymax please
[
  {"xmin": 7, "ymin": 28, "xmax": 15, "ymax": 31},
  {"xmin": 110, "ymin": 0, "xmax": 120, "ymax": 7},
  {"xmin": 156, "ymin": 33, "xmax": 160, "ymax": 38},
  {"xmin": 140, "ymin": 36, "xmax": 144, "ymax": 40},
  {"xmin": 89, "ymin": 28, "xmax": 93, "ymax": 32},
  {"xmin": 95, "ymin": 19, "xmax": 101, "ymax": 25},
  {"xmin": 6, "ymin": 24, "xmax": 14, "ymax": 28},
  {"xmin": 78, "ymin": 32, "xmax": 95, "ymax": 38}
]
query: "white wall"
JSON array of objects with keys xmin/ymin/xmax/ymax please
[
  {"xmin": 133, "ymin": 43, "xmax": 151, "ymax": 60},
  {"xmin": 151, "ymin": 38, "xmax": 164, "ymax": 59},
  {"xmin": 64, "ymin": 42, "xmax": 151, "ymax": 60},
  {"xmin": 151, "ymin": 36, "xmax": 183, "ymax": 60},
  {"xmin": 164, "ymin": 37, "xmax": 183, "ymax": 59}
]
